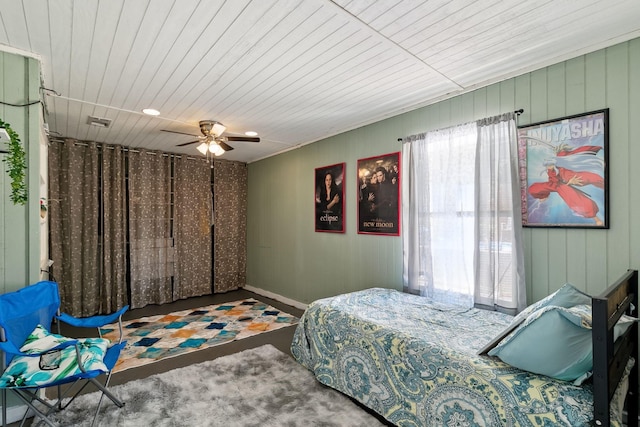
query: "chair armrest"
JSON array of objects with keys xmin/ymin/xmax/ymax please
[{"xmin": 57, "ymin": 305, "xmax": 129, "ymax": 328}]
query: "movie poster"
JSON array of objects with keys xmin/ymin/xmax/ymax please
[
  {"xmin": 357, "ymin": 152, "xmax": 400, "ymax": 235},
  {"xmin": 315, "ymin": 163, "xmax": 345, "ymax": 233},
  {"xmin": 518, "ymin": 109, "xmax": 608, "ymax": 228}
]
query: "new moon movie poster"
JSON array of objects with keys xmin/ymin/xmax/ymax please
[
  {"xmin": 315, "ymin": 163, "xmax": 345, "ymax": 233},
  {"xmin": 357, "ymin": 152, "xmax": 400, "ymax": 235}
]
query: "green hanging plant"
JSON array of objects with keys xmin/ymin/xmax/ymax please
[{"xmin": 0, "ymin": 118, "xmax": 27, "ymax": 205}]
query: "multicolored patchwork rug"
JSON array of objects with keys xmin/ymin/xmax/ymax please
[{"xmin": 100, "ymin": 298, "xmax": 299, "ymax": 373}]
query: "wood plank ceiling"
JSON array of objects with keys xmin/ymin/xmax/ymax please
[{"xmin": 1, "ymin": 0, "xmax": 639, "ymax": 162}]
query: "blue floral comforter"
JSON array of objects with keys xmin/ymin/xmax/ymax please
[{"xmin": 291, "ymin": 288, "xmax": 621, "ymax": 427}]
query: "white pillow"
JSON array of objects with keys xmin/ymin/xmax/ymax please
[
  {"xmin": 614, "ymin": 314, "xmax": 638, "ymax": 341},
  {"xmin": 0, "ymin": 325, "xmax": 110, "ymax": 387}
]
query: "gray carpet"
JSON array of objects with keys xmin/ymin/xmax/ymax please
[{"xmin": 40, "ymin": 344, "xmax": 387, "ymax": 426}]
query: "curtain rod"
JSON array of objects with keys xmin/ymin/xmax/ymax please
[
  {"xmin": 397, "ymin": 108, "xmax": 525, "ymax": 142},
  {"xmin": 48, "ymin": 138, "xmax": 204, "ymax": 161}
]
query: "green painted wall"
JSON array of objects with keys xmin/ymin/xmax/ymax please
[
  {"xmin": 0, "ymin": 49, "xmax": 44, "ymax": 418},
  {"xmin": 247, "ymin": 37, "xmax": 640, "ymax": 306},
  {"xmin": 0, "ymin": 50, "xmax": 42, "ymax": 293}
]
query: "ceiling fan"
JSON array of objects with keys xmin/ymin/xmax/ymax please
[{"xmin": 161, "ymin": 120, "xmax": 260, "ymax": 156}]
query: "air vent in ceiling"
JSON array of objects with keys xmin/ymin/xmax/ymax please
[{"xmin": 87, "ymin": 116, "xmax": 112, "ymax": 128}]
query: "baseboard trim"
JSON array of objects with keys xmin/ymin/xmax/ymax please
[
  {"xmin": 1, "ymin": 404, "xmax": 32, "ymax": 425},
  {"xmin": 243, "ymin": 285, "xmax": 307, "ymax": 311}
]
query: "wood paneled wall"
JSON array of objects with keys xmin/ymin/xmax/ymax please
[
  {"xmin": 249, "ymin": 38, "xmax": 640, "ymax": 305},
  {"xmin": 0, "ymin": 50, "xmax": 43, "ymax": 292}
]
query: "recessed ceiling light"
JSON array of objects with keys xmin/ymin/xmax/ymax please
[
  {"xmin": 245, "ymin": 131, "xmax": 258, "ymax": 137},
  {"xmin": 142, "ymin": 108, "xmax": 160, "ymax": 116}
]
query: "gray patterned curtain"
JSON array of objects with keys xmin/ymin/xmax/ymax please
[
  {"xmin": 128, "ymin": 149, "xmax": 173, "ymax": 308},
  {"xmin": 48, "ymin": 140, "xmax": 127, "ymax": 316},
  {"xmin": 50, "ymin": 143, "xmax": 245, "ymax": 313},
  {"xmin": 213, "ymin": 159, "xmax": 247, "ymax": 292},
  {"xmin": 101, "ymin": 145, "xmax": 128, "ymax": 312},
  {"xmin": 174, "ymin": 156, "xmax": 212, "ymax": 299}
]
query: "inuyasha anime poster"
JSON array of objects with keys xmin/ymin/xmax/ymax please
[{"xmin": 518, "ymin": 109, "xmax": 608, "ymax": 228}]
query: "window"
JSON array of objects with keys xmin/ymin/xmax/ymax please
[{"xmin": 402, "ymin": 114, "xmax": 525, "ymax": 313}]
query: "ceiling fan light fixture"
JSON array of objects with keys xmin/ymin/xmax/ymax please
[
  {"xmin": 198, "ymin": 120, "xmax": 227, "ymax": 137},
  {"xmin": 196, "ymin": 142, "xmax": 209, "ymax": 155},
  {"xmin": 209, "ymin": 143, "xmax": 225, "ymax": 156},
  {"xmin": 212, "ymin": 122, "xmax": 226, "ymax": 137},
  {"xmin": 245, "ymin": 131, "xmax": 258, "ymax": 137}
]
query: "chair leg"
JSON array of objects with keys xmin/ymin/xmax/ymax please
[
  {"xmin": 89, "ymin": 372, "xmax": 123, "ymax": 427},
  {"xmin": 13, "ymin": 389, "xmax": 59, "ymax": 427},
  {"xmin": 2, "ymin": 389, "xmax": 6, "ymax": 427},
  {"xmin": 88, "ymin": 375, "xmax": 124, "ymax": 408},
  {"xmin": 10, "ymin": 391, "xmax": 56, "ymax": 427},
  {"xmin": 4, "ymin": 374, "xmax": 124, "ymax": 427},
  {"xmin": 58, "ymin": 379, "xmax": 92, "ymax": 410},
  {"xmin": 91, "ymin": 393, "xmax": 105, "ymax": 427}
]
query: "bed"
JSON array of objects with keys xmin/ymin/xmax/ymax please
[{"xmin": 291, "ymin": 269, "xmax": 638, "ymax": 427}]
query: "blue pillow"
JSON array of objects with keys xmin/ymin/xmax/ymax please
[
  {"xmin": 488, "ymin": 304, "xmax": 592, "ymax": 382},
  {"xmin": 478, "ymin": 283, "xmax": 591, "ymax": 356},
  {"xmin": 510, "ymin": 283, "xmax": 591, "ymax": 326}
]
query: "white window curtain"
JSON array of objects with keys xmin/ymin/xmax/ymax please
[{"xmin": 402, "ymin": 112, "xmax": 526, "ymax": 313}]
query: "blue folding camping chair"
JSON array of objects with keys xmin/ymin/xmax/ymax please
[{"xmin": 0, "ymin": 281, "xmax": 128, "ymax": 427}]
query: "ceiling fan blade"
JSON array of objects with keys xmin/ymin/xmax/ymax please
[
  {"xmin": 176, "ymin": 140, "xmax": 201, "ymax": 147},
  {"xmin": 226, "ymin": 136, "xmax": 260, "ymax": 143},
  {"xmin": 218, "ymin": 141, "xmax": 234, "ymax": 151},
  {"xmin": 161, "ymin": 129, "xmax": 200, "ymax": 137}
]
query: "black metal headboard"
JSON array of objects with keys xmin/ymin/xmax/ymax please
[{"xmin": 592, "ymin": 269, "xmax": 638, "ymax": 427}]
